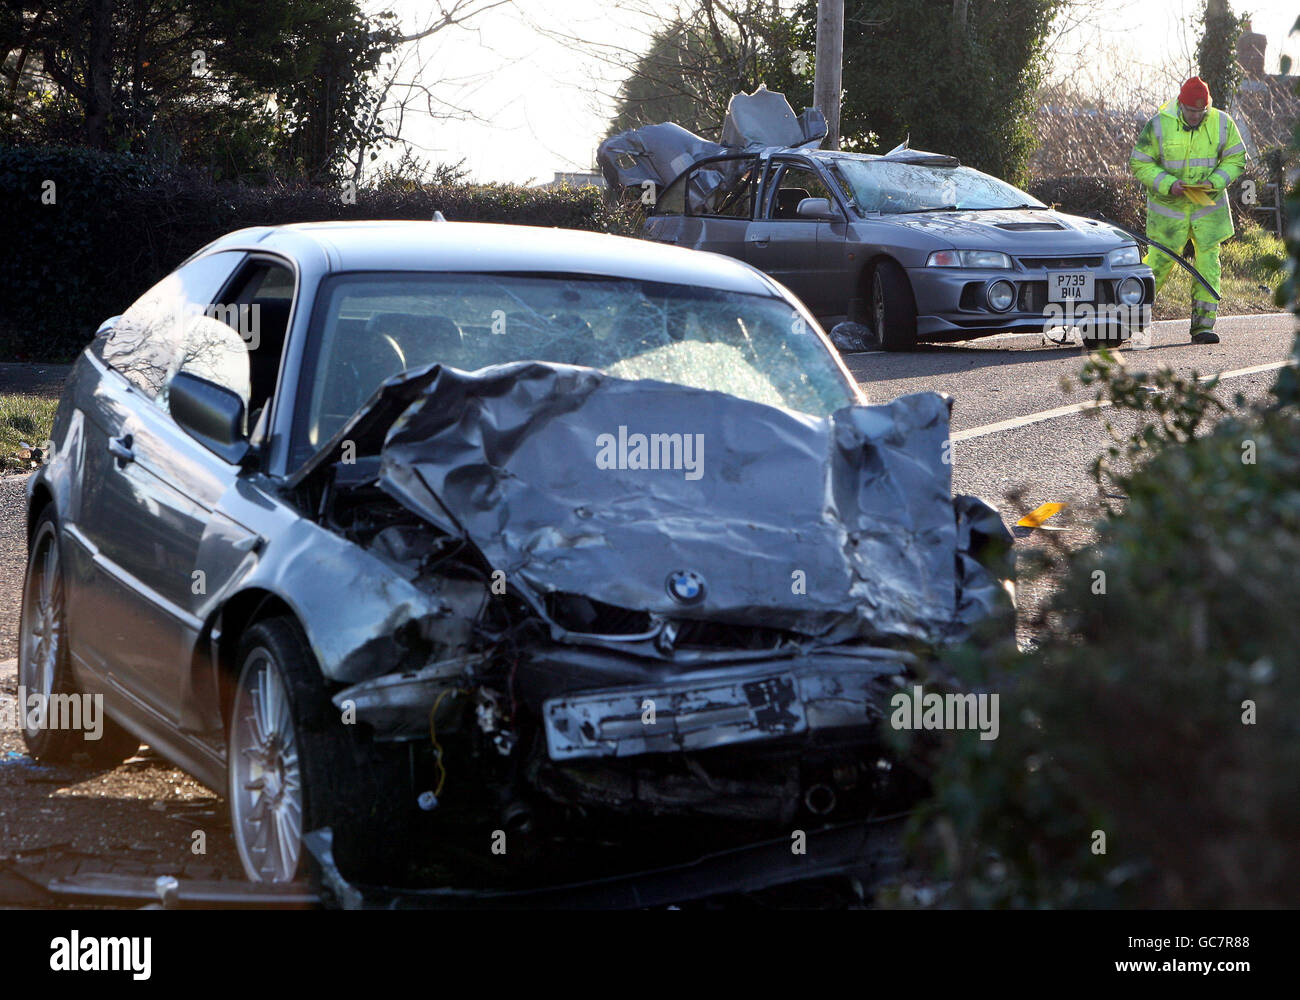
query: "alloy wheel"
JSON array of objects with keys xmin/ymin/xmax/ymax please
[
  {"xmin": 229, "ymin": 650, "xmax": 304, "ymax": 882},
  {"xmin": 19, "ymin": 527, "xmax": 63, "ymax": 741}
]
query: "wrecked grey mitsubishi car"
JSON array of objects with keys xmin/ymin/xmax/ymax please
[
  {"xmin": 22, "ymin": 220, "xmax": 1012, "ymax": 904},
  {"xmin": 600, "ymin": 88, "xmax": 1154, "ymax": 351}
]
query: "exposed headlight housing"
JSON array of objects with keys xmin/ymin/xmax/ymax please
[
  {"xmin": 1117, "ymin": 276, "xmax": 1145, "ymax": 305},
  {"xmin": 1109, "ymin": 245, "xmax": 1143, "ymax": 267},
  {"xmin": 927, "ymin": 249, "xmax": 1014, "ymax": 268},
  {"xmin": 986, "ymin": 280, "xmax": 1016, "ymax": 312}
]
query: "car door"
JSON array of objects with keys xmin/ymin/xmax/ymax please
[
  {"xmin": 745, "ymin": 158, "xmax": 851, "ymax": 315},
  {"xmin": 645, "ymin": 155, "xmax": 759, "ymax": 261},
  {"xmin": 69, "ymin": 252, "xmax": 276, "ymax": 724}
]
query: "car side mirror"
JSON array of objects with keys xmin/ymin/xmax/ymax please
[
  {"xmin": 169, "ymin": 370, "xmax": 251, "ymax": 466},
  {"xmin": 796, "ymin": 197, "xmax": 839, "ymax": 220}
]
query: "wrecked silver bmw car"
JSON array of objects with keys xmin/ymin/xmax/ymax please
[
  {"xmin": 600, "ymin": 87, "xmax": 1155, "ymax": 351},
  {"xmin": 22, "ymin": 220, "xmax": 1012, "ymax": 904}
]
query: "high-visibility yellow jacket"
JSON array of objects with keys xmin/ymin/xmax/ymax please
[{"xmin": 1129, "ymin": 100, "xmax": 1247, "ymax": 245}]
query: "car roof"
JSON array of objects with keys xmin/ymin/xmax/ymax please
[{"xmin": 203, "ymin": 220, "xmax": 779, "ymax": 296}]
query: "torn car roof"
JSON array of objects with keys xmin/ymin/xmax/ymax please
[
  {"xmin": 598, "ymin": 86, "xmax": 827, "ymax": 192},
  {"xmin": 720, "ymin": 85, "xmax": 827, "ymax": 151}
]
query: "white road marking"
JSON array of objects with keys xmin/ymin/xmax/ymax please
[
  {"xmin": 970, "ymin": 313, "xmax": 1293, "ymax": 345},
  {"xmin": 951, "ymin": 400, "xmax": 1109, "ymax": 440},
  {"xmin": 850, "ymin": 312, "xmax": 1294, "ymax": 353},
  {"xmin": 952, "ymin": 359, "xmax": 1293, "ymax": 441}
]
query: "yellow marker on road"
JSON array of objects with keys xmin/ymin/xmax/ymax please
[{"xmin": 1017, "ymin": 502, "xmax": 1068, "ymax": 528}]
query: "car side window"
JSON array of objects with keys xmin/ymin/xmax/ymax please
[
  {"xmin": 204, "ymin": 258, "xmax": 297, "ymax": 431},
  {"xmin": 653, "ymin": 174, "xmax": 687, "ymax": 215},
  {"xmin": 764, "ymin": 164, "xmax": 834, "ymax": 220},
  {"xmin": 686, "ymin": 157, "xmax": 758, "ymax": 219},
  {"xmin": 102, "ymin": 251, "xmax": 245, "ymax": 404}
]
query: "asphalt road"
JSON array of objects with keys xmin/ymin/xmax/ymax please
[
  {"xmin": 0, "ymin": 310, "xmax": 1293, "ymax": 904},
  {"xmin": 849, "ymin": 312, "xmax": 1297, "ymax": 647},
  {"xmin": 846, "ymin": 311, "xmax": 1295, "ymax": 508}
]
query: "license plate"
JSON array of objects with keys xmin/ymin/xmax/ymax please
[{"xmin": 1048, "ymin": 270, "xmax": 1094, "ymax": 302}]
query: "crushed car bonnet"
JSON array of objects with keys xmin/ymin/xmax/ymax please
[{"xmin": 366, "ymin": 361, "xmax": 1003, "ymax": 646}]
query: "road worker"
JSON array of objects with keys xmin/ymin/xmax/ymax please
[{"xmin": 1129, "ymin": 76, "xmax": 1247, "ymax": 344}]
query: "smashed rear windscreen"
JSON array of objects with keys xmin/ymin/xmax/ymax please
[
  {"xmin": 830, "ymin": 160, "xmax": 1044, "ymax": 214},
  {"xmin": 297, "ymin": 272, "xmax": 858, "ymax": 453}
]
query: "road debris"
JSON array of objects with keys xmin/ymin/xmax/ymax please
[{"xmin": 1016, "ymin": 502, "xmax": 1070, "ymax": 530}]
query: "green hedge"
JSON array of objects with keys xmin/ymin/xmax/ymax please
[
  {"xmin": 0, "ymin": 145, "xmax": 637, "ymax": 361},
  {"xmin": 4, "ymin": 145, "xmax": 1277, "ymax": 362},
  {"xmin": 1028, "ymin": 175, "xmax": 1146, "ymax": 232}
]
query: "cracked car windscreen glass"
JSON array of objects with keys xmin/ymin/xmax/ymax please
[
  {"xmin": 300, "ymin": 273, "xmax": 857, "ymax": 451},
  {"xmin": 830, "ymin": 160, "xmax": 1044, "ymax": 214}
]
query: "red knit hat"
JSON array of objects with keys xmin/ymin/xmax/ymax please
[{"xmin": 1179, "ymin": 76, "xmax": 1211, "ymax": 107}]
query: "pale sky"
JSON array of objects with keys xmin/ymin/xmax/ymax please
[{"xmin": 374, "ymin": 0, "xmax": 1300, "ymax": 184}]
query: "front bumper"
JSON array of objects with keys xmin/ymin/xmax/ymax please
[
  {"xmin": 335, "ymin": 645, "xmax": 914, "ymax": 755},
  {"xmin": 907, "ymin": 265, "xmax": 1156, "ymax": 340},
  {"xmin": 542, "ymin": 648, "xmax": 913, "ymax": 761}
]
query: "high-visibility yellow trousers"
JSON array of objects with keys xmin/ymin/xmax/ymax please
[{"xmin": 1144, "ymin": 213, "xmax": 1223, "ymax": 335}]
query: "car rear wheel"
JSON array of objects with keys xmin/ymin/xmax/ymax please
[
  {"xmin": 871, "ymin": 260, "xmax": 918, "ymax": 352},
  {"xmin": 227, "ymin": 617, "xmax": 408, "ymax": 886},
  {"xmin": 19, "ymin": 511, "xmax": 141, "ymax": 766}
]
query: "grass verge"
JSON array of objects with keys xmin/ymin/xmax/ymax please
[
  {"xmin": 1149, "ymin": 222, "xmax": 1286, "ymax": 320},
  {"xmin": 0, "ymin": 394, "xmax": 58, "ymax": 475}
]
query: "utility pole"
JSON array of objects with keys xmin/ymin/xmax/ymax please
[{"xmin": 814, "ymin": 0, "xmax": 844, "ymax": 150}]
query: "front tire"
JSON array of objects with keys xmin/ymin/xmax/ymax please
[
  {"xmin": 1081, "ymin": 326, "xmax": 1131, "ymax": 351},
  {"xmin": 872, "ymin": 260, "xmax": 919, "ymax": 352},
  {"xmin": 19, "ymin": 510, "xmax": 140, "ymax": 766},
  {"xmin": 227, "ymin": 617, "xmax": 408, "ymax": 885}
]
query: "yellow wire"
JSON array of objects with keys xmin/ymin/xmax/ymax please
[{"xmin": 429, "ymin": 688, "xmax": 468, "ymax": 799}]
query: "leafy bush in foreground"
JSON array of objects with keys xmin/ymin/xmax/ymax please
[
  {"xmin": 893, "ymin": 49, "xmax": 1300, "ymax": 907},
  {"xmin": 901, "ymin": 367, "xmax": 1300, "ymax": 907}
]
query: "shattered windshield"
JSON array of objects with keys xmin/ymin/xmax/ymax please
[
  {"xmin": 829, "ymin": 159, "xmax": 1044, "ymax": 214},
  {"xmin": 297, "ymin": 272, "xmax": 858, "ymax": 454}
]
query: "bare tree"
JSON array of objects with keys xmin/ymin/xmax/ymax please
[
  {"xmin": 526, "ymin": 0, "xmax": 803, "ymax": 143},
  {"xmin": 1030, "ymin": 2, "xmax": 1203, "ymax": 179},
  {"xmin": 348, "ymin": 0, "xmax": 516, "ymax": 184}
]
